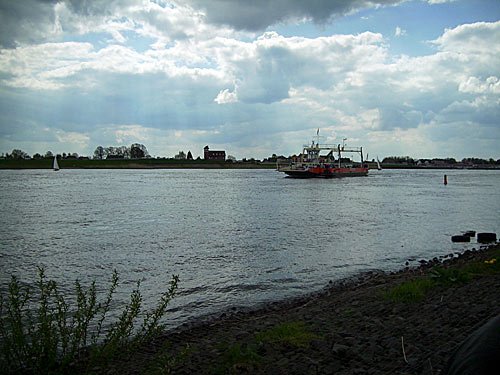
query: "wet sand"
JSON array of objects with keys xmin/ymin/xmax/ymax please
[{"xmin": 103, "ymin": 243, "xmax": 500, "ymax": 374}]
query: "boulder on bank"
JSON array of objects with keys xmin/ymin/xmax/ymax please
[
  {"xmin": 462, "ymin": 230, "xmax": 476, "ymax": 238},
  {"xmin": 452, "ymin": 235, "xmax": 470, "ymax": 242},
  {"xmin": 477, "ymin": 233, "xmax": 497, "ymax": 243}
]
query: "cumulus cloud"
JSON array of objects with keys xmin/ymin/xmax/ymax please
[
  {"xmin": 214, "ymin": 89, "xmax": 238, "ymax": 104},
  {"xmin": 459, "ymin": 76, "xmax": 500, "ymax": 94},
  {"xmin": 0, "ymin": 0, "xmax": 499, "ymax": 159},
  {"xmin": 432, "ymin": 21, "xmax": 500, "ymax": 55}
]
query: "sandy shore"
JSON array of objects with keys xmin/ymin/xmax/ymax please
[{"xmin": 100, "ymin": 243, "xmax": 499, "ymax": 374}]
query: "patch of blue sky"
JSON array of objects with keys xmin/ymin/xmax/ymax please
[
  {"xmin": 120, "ymin": 30, "xmax": 156, "ymax": 52},
  {"xmin": 62, "ymin": 29, "xmax": 156, "ymax": 52},
  {"xmin": 62, "ymin": 32, "xmax": 111, "ymax": 49},
  {"xmin": 269, "ymin": 0, "xmax": 500, "ymax": 57}
]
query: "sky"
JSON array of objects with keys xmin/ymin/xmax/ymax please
[{"xmin": 0, "ymin": 0, "xmax": 499, "ymax": 160}]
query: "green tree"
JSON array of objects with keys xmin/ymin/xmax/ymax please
[
  {"xmin": 130, "ymin": 143, "xmax": 149, "ymax": 158},
  {"xmin": 93, "ymin": 146, "xmax": 105, "ymax": 160},
  {"xmin": 10, "ymin": 149, "xmax": 30, "ymax": 159}
]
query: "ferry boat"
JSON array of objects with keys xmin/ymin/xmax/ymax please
[{"xmin": 278, "ymin": 131, "xmax": 368, "ymax": 178}]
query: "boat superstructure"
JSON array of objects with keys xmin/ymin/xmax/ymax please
[{"xmin": 278, "ymin": 131, "xmax": 368, "ymax": 178}]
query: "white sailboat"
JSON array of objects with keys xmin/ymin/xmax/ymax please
[
  {"xmin": 376, "ymin": 156, "xmax": 382, "ymax": 171},
  {"xmin": 53, "ymin": 156, "xmax": 59, "ymax": 171}
]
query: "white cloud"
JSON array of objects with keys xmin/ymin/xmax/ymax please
[
  {"xmin": 459, "ymin": 76, "xmax": 500, "ymax": 94},
  {"xmin": 394, "ymin": 26, "xmax": 406, "ymax": 37},
  {"xmin": 55, "ymin": 129, "xmax": 90, "ymax": 145},
  {"xmin": 0, "ymin": 42, "xmax": 94, "ymax": 89},
  {"xmin": 214, "ymin": 89, "xmax": 238, "ymax": 104},
  {"xmin": 108, "ymin": 124, "xmax": 150, "ymax": 144},
  {"xmin": 432, "ymin": 21, "xmax": 500, "ymax": 56}
]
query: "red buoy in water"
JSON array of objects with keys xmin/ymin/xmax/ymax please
[{"xmin": 444, "ymin": 174, "xmax": 448, "ymax": 185}]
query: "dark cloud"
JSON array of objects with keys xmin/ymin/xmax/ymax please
[
  {"xmin": 65, "ymin": 0, "xmax": 113, "ymax": 16},
  {"xmin": 185, "ymin": 0, "xmax": 403, "ymax": 31},
  {"xmin": 0, "ymin": 0, "xmax": 136, "ymax": 48},
  {"xmin": 0, "ymin": 0, "xmax": 58, "ymax": 47},
  {"xmin": 0, "ymin": 0, "xmax": 403, "ymax": 48},
  {"xmin": 65, "ymin": 0, "xmax": 136, "ymax": 17}
]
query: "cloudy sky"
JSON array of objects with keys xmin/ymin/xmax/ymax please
[{"xmin": 0, "ymin": 0, "xmax": 499, "ymax": 160}]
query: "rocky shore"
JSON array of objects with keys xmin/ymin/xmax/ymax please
[{"xmin": 103, "ymin": 243, "xmax": 500, "ymax": 374}]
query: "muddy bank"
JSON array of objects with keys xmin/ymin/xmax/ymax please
[{"xmin": 103, "ymin": 243, "xmax": 500, "ymax": 374}]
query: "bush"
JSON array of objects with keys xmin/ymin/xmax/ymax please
[{"xmin": 0, "ymin": 267, "xmax": 178, "ymax": 374}]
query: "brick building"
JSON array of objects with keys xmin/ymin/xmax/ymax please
[{"xmin": 203, "ymin": 145, "xmax": 226, "ymax": 161}]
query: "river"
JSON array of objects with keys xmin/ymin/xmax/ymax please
[{"xmin": 1, "ymin": 168, "xmax": 499, "ymax": 326}]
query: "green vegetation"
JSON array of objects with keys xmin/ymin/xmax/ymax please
[
  {"xmin": 146, "ymin": 343, "xmax": 192, "ymax": 375},
  {"xmin": 0, "ymin": 267, "xmax": 179, "ymax": 374},
  {"xmin": 384, "ymin": 278, "xmax": 435, "ymax": 303},
  {"xmin": 215, "ymin": 342, "xmax": 262, "ymax": 374},
  {"xmin": 255, "ymin": 321, "xmax": 320, "ymax": 348},
  {"xmin": 214, "ymin": 321, "xmax": 319, "ymax": 373},
  {"xmin": 428, "ymin": 266, "xmax": 471, "ymax": 285},
  {"xmin": 385, "ymin": 248, "xmax": 500, "ymax": 303}
]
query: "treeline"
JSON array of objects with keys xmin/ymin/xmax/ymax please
[
  {"xmin": 93, "ymin": 144, "xmax": 150, "ymax": 159},
  {"xmin": 1, "ymin": 143, "xmax": 150, "ymax": 160},
  {"xmin": 382, "ymin": 156, "xmax": 500, "ymax": 165},
  {"xmin": 2, "ymin": 147, "xmax": 499, "ymax": 166}
]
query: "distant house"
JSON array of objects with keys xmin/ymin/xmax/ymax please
[
  {"xmin": 174, "ymin": 151, "xmax": 186, "ymax": 160},
  {"xmin": 204, "ymin": 145, "xmax": 225, "ymax": 161}
]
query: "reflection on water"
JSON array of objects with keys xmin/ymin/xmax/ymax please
[{"xmin": 1, "ymin": 168, "xmax": 499, "ymax": 326}]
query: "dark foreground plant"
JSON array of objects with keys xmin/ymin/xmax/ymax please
[{"xmin": 0, "ymin": 267, "xmax": 179, "ymax": 374}]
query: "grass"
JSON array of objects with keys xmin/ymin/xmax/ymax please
[
  {"xmin": 0, "ymin": 267, "xmax": 179, "ymax": 374},
  {"xmin": 385, "ymin": 247, "xmax": 500, "ymax": 303},
  {"xmin": 255, "ymin": 321, "xmax": 320, "ymax": 348},
  {"xmin": 213, "ymin": 321, "xmax": 320, "ymax": 374},
  {"xmin": 215, "ymin": 342, "xmax": 262, "ymax": 374},
  {"xmin": 384, "ymin": 278, "xmax": 435, "ymax": 303},
  {"xmin": 146, "ymin": 343, "xmax": 192, "ymax": 375}
]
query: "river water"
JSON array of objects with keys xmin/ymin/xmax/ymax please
[{"xmin": 1, "ymin": 168, "xmax": 499, "ymax": 326}]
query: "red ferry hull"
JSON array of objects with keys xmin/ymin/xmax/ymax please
[{"xmin": 282, "ymin": 167, "xmax": 368, "ymax": 178}]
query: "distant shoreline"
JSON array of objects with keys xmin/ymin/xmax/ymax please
[
  {"xmin": 0, "ymin": 159, "xmax": 276, "ymax": 170},
  {"xmin": 1, "ymin": 158, "xmax": 499, "ymax": 170}
]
